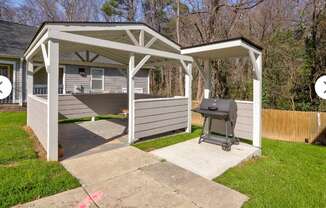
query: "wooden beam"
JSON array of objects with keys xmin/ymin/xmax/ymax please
[
  {"xmin": 193, "ymin": 58, "xmax": 208, "ymax": 83},
  {"xmin": 33, "ymin": 65, "xmax": 44, "ymax": 74},
  {"xmin": 86, "ymin": 50, "xmax": 90, "ymax": 62},
  {"xmin": 185, "ymin": 63, "xmax": 192, "ymax": 133},
  {"xmin": 139, "ymin": 29, "xmax": 145, "ymax": 46},
  {"xmin": 180, "ymin": 60, "xmax": 192, "ymax": 78},
  {"xmin": 26, "ymin": 61, "xmax": 33, "ymax": 97},
  {"xmin": 145, "ymin": 37, "xmax": 157, "ymax": 48},
  {"xmin": 41, "ymin": 43, "xmax": 49, "ymax": 69},
  {"xmin": 75, "ymin": 52, "xmax": 85, "ymax": 62},
  {"xmin": 25, "ymin": 30, "xmax": 50, "ymax": 61},
  {"xmin": 128, "ymin": 55, "xmax": 135, "ymax": 144},
  {"xmin": 52, "ymin": 31, "xmax": 193, "ymax": 62},
  {"xmin": 46, "ymin": 39, "xmax": 59, "ymax": 161},
  {"xmin": 249, "ymin": 49, "xmax": 259, "ymax": 79},
  {"xmin": 126, "ymin": 30, "xmax": 139, "ymax": 46},
  {"xmin": 132, "ymin": 55, "xmax": 151, "ymax": 77},
  {"xmin": 46, "ymin": 24, "xmax": 181, "ymax": 50},
  {"xmin": 252, "ymin": 53, "xmax": 262, "ymax": 149},
  {"xmin": 90, "ymin": 54, "xmax": 100, "ymax": 62}
]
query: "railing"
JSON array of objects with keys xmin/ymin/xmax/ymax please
[
  {"xmin": 0, "ymin": 93, "xmax": 13, "ymax": 104},
  {"xmin": 33, "ymin": 85, "xmax": 64, "ymax": 95},
  {"xmin": 27, "ymin": 95, "xmax": 48, "ymax": 149}
]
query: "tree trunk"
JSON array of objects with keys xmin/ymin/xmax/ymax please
[
  {"xmin": 176, "ymin": 0, "xmax": 184, "ymax": 95},
  {"xmin": 196, "ymin": 76, "xmax": 203, "ymax": 101}
]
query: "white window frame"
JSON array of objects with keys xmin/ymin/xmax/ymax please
[{"xmin": 90, "ymin": 68, "xmax": 104, "ymax": 91}]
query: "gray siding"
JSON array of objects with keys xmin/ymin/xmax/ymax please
[
  {"xmin": 64, "ymin": 65, "xmax": 149, "ymax": 94},
  {"xmin": 211, "ymin": 100, "xmax": 253, "ymax": 140},
  {"xmin": 27, "ymin": 95, "xmax": 47, "ymax": 149},
  {"xmin": 59, "ymin": 93, "xmax": 159, "ymax": 119},
  {"xmin": 134, "ymin": 97, "xmax": 188, "ymax": 139},
  {"xmin": 0, "ymin": 58, "xmax": 22, "ymax": 103},
  {"xmin": 64, "ymin": 65, "xmax": 91, "ymax": 93}
]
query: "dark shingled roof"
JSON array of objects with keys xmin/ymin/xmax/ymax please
[{"xmin": 0, "ymin": 20, "xmax": 37, "ymax": 58}]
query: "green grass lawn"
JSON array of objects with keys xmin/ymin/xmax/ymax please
[
  {"xmin": 0, "ymin": 112, "xmax": 80, "ymax": 208},
  {"xmin": 215, "ymin": 139, "xmax": 326, "ymax": 208},
  {"xmin": 133, "ymin": 125, "xmax": 202, "ymax": 152},
  {"xmin": 133, "ymin": 126, "xmax": 326, "ymax": 207}
]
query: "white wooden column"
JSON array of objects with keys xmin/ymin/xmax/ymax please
[
  {"xmin": 26, "ymin": 60, "xmax": 33, "ymax": 96},
  {"xmin": 26, "ymin": 60, "xmax": 33, "ymax": 126},
  {"xmin": 185, "ymin": 63, "xmax": 192, "ymax": 133},
  {"xmin": 252, "ymin": 53, "xmax": 262, "ymax": 149},
  {"xmin": 46, "ymin": 40, "xmax": 59, "ymax": 161},
  {"xmin": 19, "ymin": 58, "xmax": 24, "ymax": 106},
  {"xmin": 128, "ymin": 55, "xmax": 135, "ymax": 144},
  {"xmin": 203, "ymin": 60, "xmax": 211, "ymax": 99}
]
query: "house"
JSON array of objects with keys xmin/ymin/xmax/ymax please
[
  {"xmin": 0, "ymin": 20, "xmax": 150, "ymax": 105},
  {"xmin": 23, "ymin": 21, "xmax": 263, "ymax": 161}
]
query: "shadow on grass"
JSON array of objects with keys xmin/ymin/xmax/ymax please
[{"xmin": 132, "ymin": 125, "xmax": 202, "ymax": 152}]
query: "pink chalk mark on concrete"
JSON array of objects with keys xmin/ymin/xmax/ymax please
[{"xmin": 78, "ymin": 191, "xmax": 104, "ymax": 208}]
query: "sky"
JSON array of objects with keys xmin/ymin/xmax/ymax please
[{"xmin": 10, "ymin": 0, "xmax": 25, "ymax": 7}]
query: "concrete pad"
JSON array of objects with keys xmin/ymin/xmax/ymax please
[
  {"xmin": 61, "ymin": 146, "xmax": 160, "ymax": 185},
  {"xmin": 13, "ymin": 187, "xmax": 96, "ymax": 208},
  {"xmin": 85, "ymin": 170, "xmax": 199, "ymax": 208},
  {"xmin": 18, "ymin": 146, "xmax": 248, "ymax": 208},
  {"xmin": 59, "ymin": 119, "xmax": 128, "ymax": 159},
  {"xmin": 151, "ymin": 138, "xmax": 260, "ymax": 179},
  {"xmin": 141, "ymin": 162, "xmax": 248, "ymax": 208}
]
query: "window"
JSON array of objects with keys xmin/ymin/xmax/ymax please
[{"xmin": 91, "ymin": 68, "xmax": 104, "ymax": 91}]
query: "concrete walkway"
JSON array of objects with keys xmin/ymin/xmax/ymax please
[
  {"xmin": 15, "ymin": 146, "xmax": 248, "ymax": 208},
  {"xmin": 151, "ymin": 138, "xmax": 260, "ymax": 179}
]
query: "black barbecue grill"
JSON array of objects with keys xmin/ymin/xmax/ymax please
[{"xmin": 193, "ymin": 98, "xmax": 239, "ymax": 151}]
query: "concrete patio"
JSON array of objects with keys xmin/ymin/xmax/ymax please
[
  {"xmin": 15, "ymin": 146, "xmax": 248, "ymax": 208},
  {"xmin": 151, "ymin": 138, "xmax": 260, "ymax": 179},
  {"xmin": 59, "ymin": 119, "xmax": 128, "ymax": 160}
]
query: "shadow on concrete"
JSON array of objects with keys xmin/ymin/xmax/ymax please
[{"xmin": 59, "ymin": 118, "xmax": 128, "ymax": 160}]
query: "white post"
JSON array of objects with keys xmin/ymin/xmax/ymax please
[
  {"xmin": 252, "ymin": 53, "xmax": 262, "ymax": 149},
  {"xmin": 46, "ymin": 40, "xmax": 59, "ymax": 161},
  {"xmin": 185, "ymin": 63, "xmax": 192, "ymax": 133},
  {"xmin": 12, "ymin": 63, "xmax": 16, "ymax": 103},
  {"xmin": 203, "ymin": 60, "xmax": 211, "ymax": 99},
  {"xmin": 128, "ymin": 55, "xmax": 135, "ymax": 144},
  {"xmin": 26, "ymin": 60, "xmax": 33, "ymax": 126},
  {"xmin": 26, "ymin": 61, "xmax": 33, "ymax": 96},
  {"xmin": 19, "ymin": 58, "xmax": 24, "ymax": 106}
]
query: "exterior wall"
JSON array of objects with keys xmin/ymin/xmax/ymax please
[
  {"xmin": 0, "ymin": 61, "xmax": 149, "ymax": 103},
  {"xmin": 211, "ymin": 100, "xmax": 253, "ymax": 140},
  {"xmin": 64, "ymin": 65, "xmax": 149, "ymax": 94},
  {"xmin": 27, "ymin": 95, "xmax": 47, "ymax": 149},
  {"xmin": 0, "ymin": 57, "xmax": 22, "ymax": 103},
  {"xmin": 134, "ymin": 97, "xmax": 188, "ymax": 139},
  {"xmin": 58, "ymin": 93, "xmax": 158, "ymax": 119}
]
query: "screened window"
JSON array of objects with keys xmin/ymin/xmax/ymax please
[{"xmin": 91, "ymin": 68, "xmax": 104, "ymax": 91}]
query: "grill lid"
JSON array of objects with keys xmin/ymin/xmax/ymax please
[{"xmin": 194, "ymin": 98, "xmax": 237, "ymax": 122}]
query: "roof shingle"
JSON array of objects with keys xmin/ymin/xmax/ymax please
[{"xmin": 0, "ymin": 20, "xmax": 37, "ymax": 58}]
